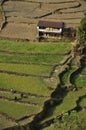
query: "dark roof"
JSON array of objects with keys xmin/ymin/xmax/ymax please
[{"xmin": 37, "ymin": 20, "xmax": 64, "ymax": 28}]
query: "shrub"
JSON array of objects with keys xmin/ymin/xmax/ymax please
[{"xmin": 78, "ymin": 14, "xmax": 86, "ymax": 44}]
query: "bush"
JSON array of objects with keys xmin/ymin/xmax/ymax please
[{"xmin": 78, "ymin": 14, "xmax": 86, "ymax": 44}]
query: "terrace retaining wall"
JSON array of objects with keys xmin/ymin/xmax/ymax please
[{"xmin": 0, "ymin": 0, "xmax": 6, "ymax": 30}]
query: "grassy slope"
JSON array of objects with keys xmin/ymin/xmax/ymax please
[
  {"xmin": 80, "ymin": 98, "xmax": 86, "ymax": 107},
  {"xmin": 73, "ymin": 75, "xmax": 86, "ymax": 87},
  {"xmin": 0, "ymin": 63, "xmax": 52, "ymax": 76},
  {"xmin": 0, "ymin": 99, "xmax": 39, "ymax": 120},
  {"xmin": 0, "ymin": 73, "xmax": 51, "ymax": 96},
  {"xmin": 0, "ymin": 40, "xmax": 71, "ymax": 129},
  {"xmin": 0, "ymin": 40, "xmax": 85, "ymax": 130},
  {"xmin": 61, "ymin": 66, "xmax": 77, "ymax": 85},
  {"xmin": 0, "ymin": 40, "xmax": 71, "ymax": 54},
  {"xmin": 40, "ymin": 89, "xmax": 86, "ymax": 124},
  {"xmin": 43, "ymin": 110, "xmax": 86, "ymax": 130},
  {"xmin": 0, "ymin": 54, "xmax": 64, "ymax": 64},
  {"xmin": 0, "ymin": 91, "xmax": 47, "ymax": 105}
]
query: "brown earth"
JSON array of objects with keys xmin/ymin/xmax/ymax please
[{"xmin": 0, "ymin": 0, "xmax": 86, "ymax": 41}]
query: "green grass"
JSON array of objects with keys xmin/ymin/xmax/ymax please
[
  {"xmin": 82, "ymin": 67, "xmax": 86, "ymax": 73},
  {"xmin": 43, "ymin": 124, "xmax": 56, "ymax": 130},
  {"xmin": 41, "ymin": 89, "xmax": 86, "ymax": 123},
  {"xmin": 0, "ymin": 91, "xmax": 48, "ymax": 105},
  {"xmin": 21, "ymin": 96, "xmax": 48, "ymax": 105},
  {"xmin": 73, "ymin": 75, "xmax": 86, "ymax": 87},
  {"xmin": 0, "ymin": 40, "xmax": 79, "ymax": 129},
  {"xmin": 53, "ymin": 90, "xmax": 86, "ymax": 115},
  {"xmin": 0, "ymin": 73, "xmax": 52, "ymax": 96},
  {"xmin": 80, "ymin": 98, "xmax": 86, "ymax": 107},
  {"xmin": 61, "ymin": 66, "xmax": 77, "ymax": 85},
  {"xmin": 43, "ymin": 110, "xmax": 86, "ymax": 130},
  {"xmin": 0, "ymin": 40, "xmax": 71, "ymax": 54},
  {"xmin": 78, "ymin": 110, "xmax": 86, "ymax": 127},
  {"xmin": 0, "ymin": 62, "xmax": 52, "ymax": 76},
  {"xmin": 0, "ymin": 54, "xmax": 64, "ymax": 64},
  {"xmin": 0, "ymin": 91, "xmax": 20, "ymax": 99},
  {"xmin": 0, "ymin": 99, "xmax": 40, "ymax": 120}
]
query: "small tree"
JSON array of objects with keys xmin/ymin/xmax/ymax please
[{"xmin": 78, "ymin": 14, "xmax": 86, "ymax": 45}]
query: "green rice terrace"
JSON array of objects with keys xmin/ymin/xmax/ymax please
[
  {"xmin": 0, "ymin": 39, "xmax": 85, "ymax": 130},
  {"xmin": 0, "ymin": 0, "xmax": 86, "ymax": 130}
]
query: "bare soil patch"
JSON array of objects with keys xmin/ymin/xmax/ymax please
[{"xmin": 0, "ymin": 0, "xmax": 86, "ymax": 40}]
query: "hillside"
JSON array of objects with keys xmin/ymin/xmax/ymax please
[
  {"xmin": 0, "ymin": 40, "xmax": 85, "ymax": 130},
  {"xmin": 0, "ymin": 0, "xmax": 86, "ymax": 41},
  {"xmin": 0, "ymin": 0, "xmax": 86, "ymax": 130}
]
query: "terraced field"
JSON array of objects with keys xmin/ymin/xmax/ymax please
[
  {"xmin": 0, "ymin": 39, "xmax": 85, "ymax": 130},
  {"xmin": 0, "ymin": 0, "xmax": 86, "ymax": 129},
  {"xmin": 0, "ymin": 0, "xmax": 86, "ymax": 40},
  {"xmin": 0, "ymin": 40, "xmax": 70, "ymax": 129}
]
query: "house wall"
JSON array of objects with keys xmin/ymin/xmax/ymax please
[{"xmin": 37, "ymin": 26, "xmax": 62, "ymax": 34}]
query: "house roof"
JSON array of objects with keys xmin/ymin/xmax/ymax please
[{"xmin": 37, "ymin": 20, "xmax": 64, "ymax": 28}]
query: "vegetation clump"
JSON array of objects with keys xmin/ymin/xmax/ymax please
[{"xmin": 78, "ymin": 14, "xmax": 86, "ymax": 45}]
